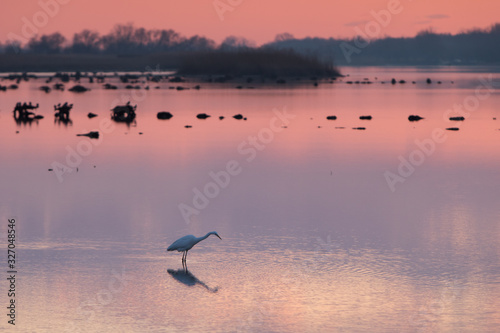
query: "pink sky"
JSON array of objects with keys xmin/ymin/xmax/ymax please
[{"xmin": 1, "ymin": 0, "xmax": 499, "ymax": 45}]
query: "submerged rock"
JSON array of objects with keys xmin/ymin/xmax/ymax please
[
  {"xmin": 39, "ymin": 86, "xmax": 51, "ymax": 93},
  {"xmin": 359, "ymin": 115, "xmax": 372, "ymax": 120},
  {"xmin": 233, "ymin": 114, "xmax": 244, "ymax": 120},
  {"xmin": 184, "ymin": 125, "xmax": 192, "ymax": 128},
  {"xmin": 103, "ymin": 83, "xmax": 117, "ymax": 90},
  {"xmin": 69, "ymin": 85, "xmax": 89, "ymax": 92},
  {"xmin": 408, "ymin": 115, "xmax": 424, "ymax": 122},
  {"xmin": 446, "ymin": 127, "xmax": 460, "ymax": 131},
  {"xmin": 352, "ymin": 127, "xmax": 366, "ymax": 130},
  {"xmin": 449, "ymin": 116, "xmax": 465, "ymax": 121},
  {"xmin": 157, "ymin": 111, "xmax": 173, "ymax": 120},
  {"xmin": 88, "ymin": 112, "xmax": 98, "ymax": 118},
  {"xmin": 53, "ymin": 83, "xmax": 65, "ymax": 91},
  {"xmin": 196, "ymin": 113, "xmax": 211, "ymax": 119},
  {"xmin": 326, "ymin": 115, "xmax": 337, "ymax": 120},
  {"xmin": 169, "ymin": 76, "xmax": 184, "ymax": 83}
]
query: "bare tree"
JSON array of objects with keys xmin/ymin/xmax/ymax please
[
  {"xmin": 28, "ymin": 33, "xmax": 66, "ymax": 53},
  {"xmin": 72, "ymin": 29, "xmax": 101, "ymax": 53},
  {"xmin": 219, "ymin": 36, "xmax": 256, "ymax": 50},
  {"xmin": 274, "ymin": 33, "xmax": 294, "ymax": 42}
]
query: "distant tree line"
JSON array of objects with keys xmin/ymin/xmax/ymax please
[
  {"xmin": 266, "ymin": 24, "xmax": 500, "ymax": 66},
  {"xmin": 0, "ymin": 23, "xmax": 255, "ymax": 55},
  {"xmin": 1, "ymin": 23, "xmax": 499, "ymax": 65}
]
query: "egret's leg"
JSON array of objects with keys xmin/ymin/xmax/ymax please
[{"xmin": 185, "ymin": 250, "xmax": 189, "ymax": 262}]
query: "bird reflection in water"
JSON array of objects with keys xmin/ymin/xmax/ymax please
[{"xmin": 167, "ymin": 264, "xmax": 219, "ymax": 293}]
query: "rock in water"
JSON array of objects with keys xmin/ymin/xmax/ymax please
[
  {"xmin": 408, "ymin": 115, "xmax": 424, "ymax": 122},
  {"xmin": 69, "ymin": 85, "xmax": 89, "ymax": 92},
  {"xmin": 196, "ymin": 113, "xmax": 211, "ymax": 119},
  {"xmin": 157, "ymin": 111, "xmax": 173, "ymax": 120}
]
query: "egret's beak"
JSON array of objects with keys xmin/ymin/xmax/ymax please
[{"xmin": 216, "ymin": 234, "xmax": 222, "ymax": 240}]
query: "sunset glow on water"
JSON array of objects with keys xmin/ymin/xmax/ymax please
[{"xmin": 1, "ymin": 67, "xmax": 499, "ymax": 332}]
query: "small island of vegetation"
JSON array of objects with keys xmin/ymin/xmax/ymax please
[{"xmin": 177, "ymin": 49, "xmax": 340, "ymax": 78}]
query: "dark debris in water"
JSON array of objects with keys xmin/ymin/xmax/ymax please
[{"xmin": 76, "ymin": 131, "xmax": 99, "ymax": 139}]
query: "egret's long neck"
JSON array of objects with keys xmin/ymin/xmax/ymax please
[{"xmin": 197, "ymin": 232, "xmax": 213, "ymax": 243}]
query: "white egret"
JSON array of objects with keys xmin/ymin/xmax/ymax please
[{"xmin": 167, "ymin": 231, "xmax": 222, "ymax": 262}]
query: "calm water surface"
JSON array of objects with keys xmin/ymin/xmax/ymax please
[{"xmin": 1, "ymin": 67, "xmax": 500, "ymax": 332}]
